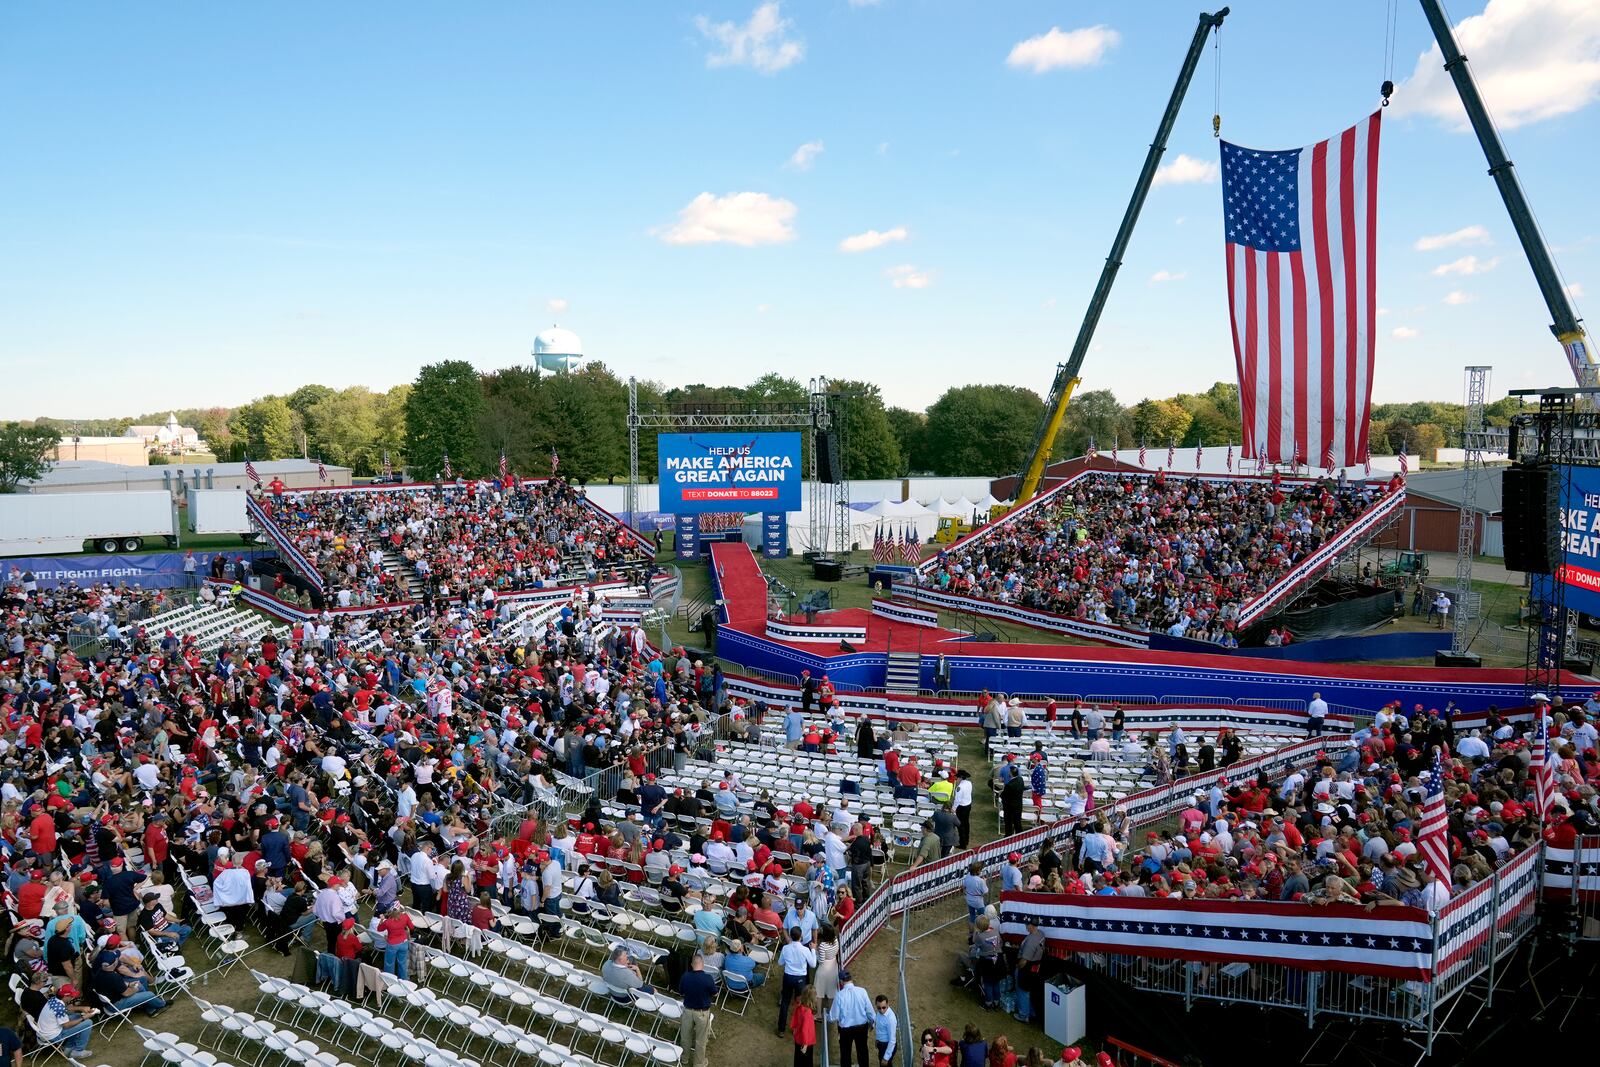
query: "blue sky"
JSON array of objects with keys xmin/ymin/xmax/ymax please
[{"xmin": 2, "ymin": 0, "xmax": 1597, "ymax": 419}]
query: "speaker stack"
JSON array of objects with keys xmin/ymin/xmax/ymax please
[
  {"xmin": 818, "ymin": 431, "xmax": 842, "ymax": 484},
  {"xmin": 1501, "ymin": 463, "xmax": 1559, "ymax": 574}
]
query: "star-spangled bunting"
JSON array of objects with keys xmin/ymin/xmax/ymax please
[{"xmin": 999, "ymin": 892, "xmax": 1434, "ymax": 979}]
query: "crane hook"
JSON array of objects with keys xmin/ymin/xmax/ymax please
[
  {"xmin": 1212, "ymin": 114, "xmax": 1221, "ymax": 138},
  {"xmin": 1380, "ymin": 80, "xmax": 1394, "ymax": 107}
]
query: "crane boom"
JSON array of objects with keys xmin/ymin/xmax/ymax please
[
  {"xmin": 1014, "ymin": 8, "xmax": 1229, "ymax": 504},
  {"xmin": 1416, "ymin": 0, "xmax": 1597, "ymax": 389}
]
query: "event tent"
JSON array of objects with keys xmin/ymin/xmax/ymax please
[{"xmin": 865, "ymin": 498, "xmax": 938, "ymax": 543}]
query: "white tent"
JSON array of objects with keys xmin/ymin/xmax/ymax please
[
  {"xmin": 933, "ymin": 497, "xmax": 979, "ymax": 518},
  {"xmin": 742, "ymin": 505, "xmax": 882, "ymax": 555},
  {"xmin": 973, "ymin": 493, "xmax": 1004, "ymax": 511},
  {"xmin": 865, "ymin": 498, "xmax": 938, "ymax": 543}
]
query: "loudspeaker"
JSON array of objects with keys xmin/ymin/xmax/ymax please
[
  {"xmin": 1502, "ymin": 464, "xmax": 1559, "ymax": 573},
  {"xmin": 839, "ymin": 640, "xmax": 858, "ymax": 653},
  {"xmin": 818, "ymin": 431, "xmax": 842, "ymax": 483},
  {"xmin": 1434, "ymin": 650, "xmax": 1482, "ymax": 668}
]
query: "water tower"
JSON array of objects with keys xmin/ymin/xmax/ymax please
[{"xmin": 533, "ymin": 325, "xmax": 584, "ymax": 374}]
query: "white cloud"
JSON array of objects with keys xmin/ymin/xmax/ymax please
[
  {"xmin": 1432, "ymin": 254, "xmax": 1501, "ymax": 276},
  {"xmin": 1006, "ymin": 25, "xmax": 1120, "ymax": 73},
  {"xmin": 886, "ymin": 264, "xmax": 932, "ymax": 289},
  {"xmin": 1392, "ymin": 326, "xmax": 1421, "ymax": 339},
  {"xmin": 838, "ymin": 226, "xmax": 908, "ymax": 253},
  {"xmin": 1414, "ymin": 225, "xmax": 1491, "ymax": 251},
  {"xmin": 695, "ymin": 2, "xmax": 804, "ymax": 74},
  {"xmin": 1151, "ymin": 154, "xmax": 1219, "ymax": 188},
  {"xmin": 1149, "ymin": 269, "xmax": 1188, "ymax": 284},
  {"xmin": 1174, "ymin": 216, "xmax": 1187, "ymax": 226},
  {"xmin": 655, "ymin": 192, "xmax": 797, "ymax": 246},
  {"xmin": 1396, "ymin": 0, "xmax": 1600, "ymax": 130},
  {"xmin": 1442, "ymin": 290, "xmax": 1475, "ymax": 305},
  {"xmin": 756, "ymin": 303, "xmax": 773, "ymax": 313},
  {"xmin": 786, "ymin": 139, "xmax": 824, "ymax": 170},
  {"xmin": 1568, "ymin": 282, "xmax": 1586, "ymax": 298},
  {"xmin": 1376, "ymin": 306, "xmax": 1391, "ymax": 316},
  {"xmin": 546, "ymin": 297, "xmax": 569, "ymax": 315}
]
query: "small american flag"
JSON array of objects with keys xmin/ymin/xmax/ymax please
[
  {"xmin": 1258, "ymin": 445, "xmax": 1268, "ymax": 470},
  {"xmin": 382, "ymin": 449, "xmax": 393, "ymax": 477},
  {"xmin": 499, "ymin": 450, "xmax": 509, "ymax": 479},
  {"xmin": 872, "ymin": 525, "xmax": 889, "ymax": 563},
  {"xmin": 1086, "ymin": 437, "xmax": 1098, "ymax": 460},
  {"xmin": 906, "ymin": 527, "xmax": 922, "ymax": 564},
  {"xmin": 550, "ymin": 448, "xmax": 560, "ymax": 475},
  {"xmin": 1139, "ymin": 440, "xmax": 1148, "ymax": 467},
  {"xmin": 244, "ymin": 458, "xmax": 260, "ymax": 485},
  {"xmin": 1111, "ymin": 437, "xmax": 1119, "ymax": 463},
  {"xmin": 317, "ymin": 458, "xmax": 327, "ymax": 483},
  {"xmin": 1362, "ymin": 448, "xmax": 1371, "ymax": 478},
  {"xmin": 1324, "ymin": 445, "xmax": 1336, "ymax": 476},
  {"xmin": 1167, "ymin": 440, "xmax": 1176, "ymax": 468},
  {"xmin": 898, "ymin": 525, "xmax": 913, "ymax": 564},
  {"xmin": 1225, "ymin": 442, "xmax": 1234, "ymax": 472},
  {"xmin": 1195, "ymin": 439, "xmax": 1203, "ymax": 469},
  {"xmin": 1530, "ymin": 709, "xmax": 1556, "ymax": 823},
  {"xmin": 441, "ymin": 452, "xmax": 452, "ymax": 479},
  {"xmin": 1398, "ymin": 442, "xmax": 1409, "ymax": 477},
  {"xmin": 1417, "ymin": 749, "xmax": 1451, "ymax": 885}
]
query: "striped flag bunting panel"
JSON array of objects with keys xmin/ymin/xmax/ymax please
[
  {"xmin": 1542, "ymin": 838, "xmax": 1600, "ymax": 900},
  {"xmin": 1433, "ymin": 846, "xmax": 1541, "ymax": 980},
  {"xmin": 999, "ymin": 892, "xmax": 1434, "ymax": 979}
]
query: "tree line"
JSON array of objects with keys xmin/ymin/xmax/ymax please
[{"xmin": 12, "ymin": 366, "xmax": 1532, "ymax": 486}]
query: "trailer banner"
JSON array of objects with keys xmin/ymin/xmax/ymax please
[{"xmin": 0, "ymin": 551, "xmax": 268, "ymax": 590}]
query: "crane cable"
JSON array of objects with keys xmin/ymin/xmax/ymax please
[
  {"xmin": 1211, "ymin": 23, "xmax": 1223, "ymax": 137},
  {"xmin": 1381, "ymin": 0, "xmax": 1399, "ymax": 105}
]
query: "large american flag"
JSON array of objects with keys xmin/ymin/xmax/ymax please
[
  {"xmin": 1530, "ymin": 709, "xmax": 1556, "ymax": 823},
  {"xmin": 244, "ymin": 458, "xmax": 260, "ymax": 485},
  {"xmin": 1222, "ymin": 112, "xmax": 1381, "ymax": 472},
  {"xmin": 1417, "ymin": 749, "xmax": 1451, "ymax": 885}
]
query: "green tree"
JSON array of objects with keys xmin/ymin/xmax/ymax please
[
  {"xmin": 1053, "ymin": 389, "xmax": 1130, "ymax": 458},
  {"xmin": 744, "ymin": 373, "xmax": 808, "ymax": 406},
  {"xmin": 885, "ymin": 407, "xmax": 930, "ymax": 474},
  {"xmin": 405, "ymin": 360, "xmax": 486, "ymax": 478},
  {"xmin": 1412, "ymin": 423, "xmax": 1448, "ymax": 462},
  {"xmin": 373, "ymin": 385, "xmax": 410, "ymax": 471},
  {"xmin": 286, "ymin": 384, "xmax": 335, "ymax": 422},
  {"xmin": 0, "ymin": 422, "xmax": 61, "ymax": 492},
  {"xmin": 829, "ymin": 380, "xmax": 902, "ymax": 480},
  {"xmin": 1128, "ymin": 398, "xmax": 1193, "ymax": 450},
  {"xmin": 540, "ymin": 363, "xmax": 630, "ymax": 482},
  {"xmin": 228, "ymin": 396, "xmax": 296, "ymax": 459},
  {"xmin": 923, "ymin": 384, "xmax": 1046, "ymax": 476},
  {"xmin": 305, "ymin": 388, "xmax": 382, "ymax": 475}
]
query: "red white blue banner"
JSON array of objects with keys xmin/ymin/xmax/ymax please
[
  {"xmin": 1543, "ymin": 838, "xmax": 1600, "ymax": 901},
  {"xmin": 870, "ymin": 597, "xmax": 939, "ymax": 629},
  {"xmin": 999, "ymin": 891, "xmax": 1434, "ymax": 979}
]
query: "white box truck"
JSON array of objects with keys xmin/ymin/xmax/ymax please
[
  {"xmin": 186, "ymin": 489, "xmax": 259, "ymax": 538},
  {"xmin": 0, "ymin": 491, "xmax": 177, "ymax": 556}
]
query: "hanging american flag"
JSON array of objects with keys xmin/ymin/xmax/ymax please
[
  {"xmin": 1195, "ymin": 439, "xmax": 1203, "ymax": 469},
  {"xmin": 1222, "ymin": 112, "xmax": 1381, "ymax": 472},
  {"xmin": 441, "ymin": 452, "xmax": 452, "ymax": 479},
  {"xmin": 382, "ymin": 449, "xmax": 393, "ymax": 478},
  {"xmin": 1225, "ymin": 441, "xmax": 1234, "ymax": 472},
  {"xmin": 550, "ymin": 448, "xmax": 560, "ymax": 475},
  {"xmin": 1398, "ymin": 442, "xmax": 1409, "ymax": 477},
  {"xmin": 1086, "ymin": 437, "xmax": 1098, "ymax": 460},
  {"xmin": 317, "ymin": 458, "xmax": 328, "ymax": 483},
  {"xmin": 1417, "ymin": 749, "xmax": 1451, "ymax": 885},
  {"xmin": 244, "ymin": 458, "xmax": 260, "ymax": 485},
  {"xmin": 1139, "ymin": 440, "xmax": 1148, "ymax": 467},
  {"xmin": 1530, "ymin": 709, "xmax": 1556, "ymax": 823},
  {"xmin": 1167, "ymin": 440, "xmax": 1176, "ymax": 468}
]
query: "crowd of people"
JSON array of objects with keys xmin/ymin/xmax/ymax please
[
  {"xmin": 257, "ymin": 477, "xmax": 653, "ymax": 608},
  {"xmin": 919, "ymin": 471, "xmax": 1388, "ymax": 641}
]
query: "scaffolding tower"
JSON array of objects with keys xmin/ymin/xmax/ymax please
[{"xmin": 1453, "ymin": 366, "xmax": 1491, "ymax": 656}]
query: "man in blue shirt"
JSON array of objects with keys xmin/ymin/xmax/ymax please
[
  {"xmin": 872, "ymin": 995, "xmax": 898, "ymax": 1067},
  {"xmin": 785, "ymin": 706, "xmax": 805, "ymax": 747},
  {"xmin": 828, "ymin": 969, "xmax": 874, "ymax": 1067},
  {"xmin": 721, "ymin": 939, "xmax": 764, "ymax": 987},
  {"xmin": 677, "ymin": 954, "xmax": 716, "ymax": 1067}
]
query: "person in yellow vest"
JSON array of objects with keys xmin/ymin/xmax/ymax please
[{"xmin": 928, "ymin": 771, "xmax": 955, "ymax": 807}]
